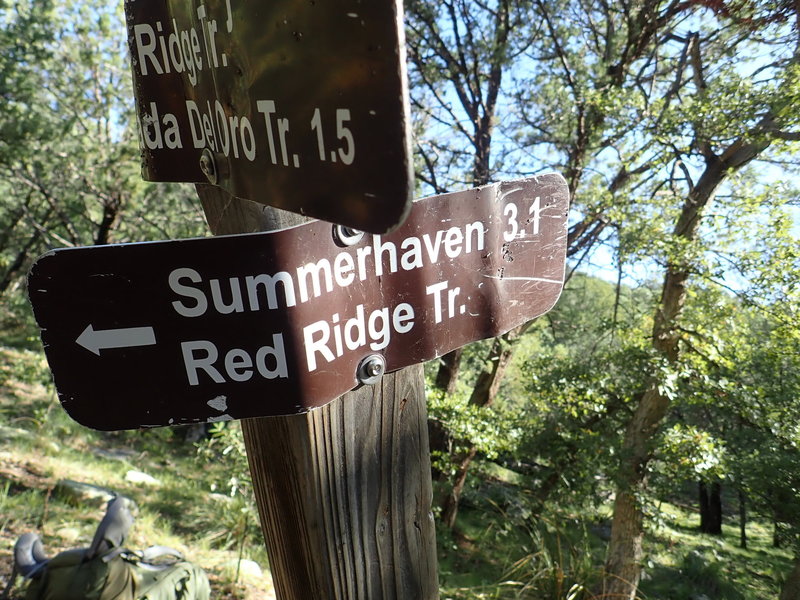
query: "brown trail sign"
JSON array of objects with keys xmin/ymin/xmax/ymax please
[
  {"xmin": 27, "ymin": 175, "xmax": 568, "ymax": 431},
  {"xmin": 124, "ymin": 0, "xmax": 412, "ymax": 234}
]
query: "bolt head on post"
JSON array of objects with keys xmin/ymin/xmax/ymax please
[
  {"xmin": 199, "ymin": 148, "xmax": 218, "ymax": 185},
  {"xmin": 333, "ymin": 225, "xmax": 365, "ymax": 247},
  {"xmin": 357, "ymin": 354, "xmax": 386, "ymax": 385}
]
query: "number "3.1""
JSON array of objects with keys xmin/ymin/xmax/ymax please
[{"xmin": 503, "ymin": 197, "xmax": 542, "ymax": 242}]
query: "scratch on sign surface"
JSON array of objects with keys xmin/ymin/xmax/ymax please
[{"xmin": 207, "ymin": 395, "xmax": 228, "ymax": 412}]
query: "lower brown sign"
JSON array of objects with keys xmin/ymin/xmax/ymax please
[{"xmin": 28, "ymin": 175, "xmax": 569, "ymax": 430}]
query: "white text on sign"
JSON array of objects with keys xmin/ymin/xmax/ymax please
[
  {"xmin": 169, "ymin": 221, "xmax": 486, "ymax": 381},
  {"xmin": 129, "ymin": 4, "xmax": 361, "ymax": 171}
]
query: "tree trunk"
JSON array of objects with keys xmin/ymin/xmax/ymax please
[
  {"xmin": 94, "ymin": 197, "xmax": 121, "ymax": 245},
  {"xmin": 699, "ymin": 481, "xmax": 710, "ymax": 528},
  {"xmin": 440, "ymin": 447, "xmax": 478, "ymax": 529},
  {"xmin": 782, "ymin": 556, "xmax": 800, "ymax": 600},
  {"xmin": 774, "ymin": 517, "xmax": 784, "ymax": 548},
  {"xmin": 603, "ymin": 383, "xmax": 670, "ymax": 598},
  {"xmin": 709, "ymin": 482, "xmax": 722, "ymax": 534},
  {"xmin": 699, "ymin": 481, "xmax": 722, "ymax": 535},
  {"xmin": 438, "ymin": 328, "xmax": 520, "ymax": 527},
  {"xmin": 434, "ymin": 348, "xmax": 463, "ymax": 395},
  {"xmin": 468, "ymin": 330, "xmax": 520, "ymax": 407},
  {"xmin": 602, "ymin": 259, "xmax": 697, "ymax": 597},
  {"xmin": 604, "ymin": 489, "xmax": 645, "ymax": 599},
  {"xmin": 601, "ymin": 106, "xmax": 772, "ymax": 597},
  {"xmin": 196, "ymin": 185, "xmax": 438, "ymax": 599},
  {"xmin": 738, "ymin": 487, "xmax": 747, "ymax": 549},
  {"xmin": 0, "ymin": 228, "xmax": 43, "ymax": 295}
]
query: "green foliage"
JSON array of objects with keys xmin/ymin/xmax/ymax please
[
  {"xmin": 654, "ymin": 424, "xmax": 728, "ymax": 482},
  {"xmin": 0, "ymin": 0, "xmax": 56, "ymax": 157},
  {"xmin": 505, "ymin": 275, "xmax": 658, "ymax": 505},
  {"xmin": 427, "ymin": 384, "xmax": 522, "ymax": 476},
  {"xmin": 0, "ymin": 0, "xmax": 207, "ymax": 345},
  {"xmin": 193, "ymin": 423, "xmax": 262, "ymax": 557},
  {"xmin": 196, "ymin": 422, "xmax": 251, "ymax": 502}
]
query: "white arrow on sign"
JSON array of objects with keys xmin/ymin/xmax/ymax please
[{"xmin": 76, "ymin": 324, "xmax": 156, "ymax": 356}]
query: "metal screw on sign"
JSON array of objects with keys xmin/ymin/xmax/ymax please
[
  {"xmin": 333, "ymin": 225, "xmax": 364, "ymax": 247},
  {"xmin": 199, "ymin": 149, "xmax": 218, "ymax": 185},
  {"xmin": 357, "ymin": 354, "xmax": 386, "ymax": 385}
]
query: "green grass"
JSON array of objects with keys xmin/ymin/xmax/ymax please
[
  {"xmin": 437, "ymin": 459, "xmax": 794, "ymax": 600},
  {"xmin": 639, "ymin": 502, "xmax": 792, "ymax": 599},
  {"xmin": 436, "ymin": 465, "xmax": 606, "ymax": 599}
]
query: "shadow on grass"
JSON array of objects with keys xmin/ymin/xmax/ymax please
[{"xmin": 639, "ymin": 550, "xmax": 746, "ymax": 600}]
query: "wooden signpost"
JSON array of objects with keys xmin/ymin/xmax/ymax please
[
  {"xmin": 26, "ymin": 1, "xmax": 570, "ymax": 598},
  {"xmin": 196, "ymin": 186, "xmax": 439, "ymax": 598}
]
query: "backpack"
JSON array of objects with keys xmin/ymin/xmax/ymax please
[
  {"xmin": 128, "ymin": 554, "xmax": 210, "ymax": 600},
  {"xmin": 21, "ymin": 548, "xmax": 135, "ymax": 600},
  {"xmin": 3, "ymin": 496, "xmax": 210, "ymax": 600}
]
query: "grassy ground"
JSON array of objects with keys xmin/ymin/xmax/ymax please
[
  {"xmin": 436, "ymin": 465, "xmax": 794, "ymax": 599},
  {"xmin": 638, "ymin": 502, "xmax": 791, "ymax": 599},
  {"xmin": 1, "ymin": 345, "xmax": 794, "ymax": 599},
  {"xmin": 0, "ymin": 347, "xmax": 274, "ymax": 599}
]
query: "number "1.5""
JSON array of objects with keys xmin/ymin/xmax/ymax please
[
  {"xmin": 503, "ymin": 197, "xmax": 542, "ymax": 242},
  {"xmin": 311, "ymin": 108, "xmax": 355, "ymax": 165}
]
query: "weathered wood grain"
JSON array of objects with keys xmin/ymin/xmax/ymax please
[{"xmin": 196, "ymin": 184, "xmax": 438, "ymax": 599}]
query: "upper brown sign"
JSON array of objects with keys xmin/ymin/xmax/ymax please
[
  {"xmin": 28, "ymin": 175, "xmax": 569, "ymax": 430},
  {"xmin": 124, "ymin": 0, "xmax": 412, "ymax": 233}
]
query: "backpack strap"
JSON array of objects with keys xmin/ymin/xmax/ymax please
[
  {"xmin": 3, "ymin": 533, "xmax": 51, "ymax": 600},
  {"xmin": 87, "ymin": 496, "xmax": 135, "ymax": 560},
  {"xmin": 138, "ymin": 546, "xmax": 183, "ymax": 564},
  {"xmin": 122, "ymin": 546, "xmax": 184, "ymax": 571},
  {"xmin": 0, "ymin": 562, "xmax": 18, "ymax": 600},
  {"xmin": 12, "ymin": 532, "xmax": 49, "ymax": 579}
]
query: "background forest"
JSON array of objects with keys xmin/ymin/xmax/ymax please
[{"xmin": 2, "ymin": 0, "xmax": 800, "ymax": 599}]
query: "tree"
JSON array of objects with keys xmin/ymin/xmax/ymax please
[
  {"xmin": 406, "ymin": 0, "xmax": 686, "ymax": 527},
  {"xmin": 593, "ymin": 4, "xmax": 800, "ymax": 594},
  {"xmin": 406, "ymin": 0, "xmax": 530, "ymax": 396},
  {"xmin": 0, "ymin": 0, "xmax": 205, "ymax": 342},
  {"xmin": 411, "ymin": 0, "xmax": 800, "ymax": 594}
]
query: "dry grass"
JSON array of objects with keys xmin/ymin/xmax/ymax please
[{"xmin": 0, "ymin": 346, "xmax": 275, "ymax": 599}]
